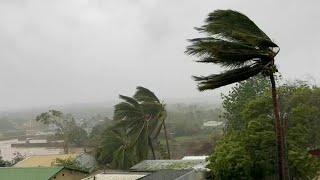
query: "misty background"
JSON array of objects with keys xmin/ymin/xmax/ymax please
[{"xmin": 0, "ymin": 0, "xmax": 319, "ymax": 111}]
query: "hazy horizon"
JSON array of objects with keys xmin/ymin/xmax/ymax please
[
  {"xmin": 0, "ymin": 95, "xmax": 221, "ymax": 113},
  {"xmin": 1, "ymin": 0, "xmax": 319, "ymax": 110}
]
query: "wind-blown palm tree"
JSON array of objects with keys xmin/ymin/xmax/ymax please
[
  {"xmin": 133, "ymin": 86, "xmax": 171, "ymax": 159},
  {"xmin": 113, "ymin": 86, "xmax": 170, "ymax": 160},
  {"xmin": 114, "ymin": 95, "xmax": 156, "ymax": 160},
  {"xmin": 185, "ymin": 10, "xmax": 287, "ymax": 180}
]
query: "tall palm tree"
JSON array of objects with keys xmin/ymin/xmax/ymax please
[
  {"xmin": 134, "ymin": 86, "xmax": 171, "ymax": 159},
  {"xmin": 113, "ymin": 86, "xmax": 170, "ymax": 160},
  {"xmin": 185, "ymin": 10, "xmax": 288, "ymax": 180},
  {"xmin": 114, "ymin": 95, "xmax": 156, "ymax": 160}
]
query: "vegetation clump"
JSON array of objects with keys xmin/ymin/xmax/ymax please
[
  {"xmin": 207, "ymin": 77, "xmax": 320, "ymax": 179},
  {"xmin": 36, "ymin": 110, "xmax": 88, "ymax": 153}
]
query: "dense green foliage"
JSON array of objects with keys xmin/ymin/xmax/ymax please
[
  {"xmin": 221, "ymin": 77, "xmax": 270, "ymax": 131},
  {"xmin": 207, "ymin": 77, "xmax": 320, "ymax": 179},
  {"xmin": 55, "ymin": 157, "xmax": 90, "ymax": 172},
  {"xmin": 89, "ymin": 117, "xmax": 114, "ymax": 147},
  {"xmin": 35, "ymin": 110, "xmax": 88, "ymax": 153}
]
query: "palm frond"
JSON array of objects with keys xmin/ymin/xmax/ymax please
[
  {"xmin": 140, "ymin": 102, "xmax": 163, "ymax": 117},
  {"xmin": 150, "ymin": 111, "xmax": 167, "ymax": 139},
  {"xmin": 134, "ymin": 86, "xmax": 160, "ymax": 103},
  {"xmin": 112, "ymin": 145, "xmax": 136, "ymax": 169},
  {"xmin": 186, "ymin": 37, "xmax": 271, "ymax": 67},
  {"xmin": 186, "ymin": 10, "xmax": 279, "ymax": 91},
  {"xmin": 119, "ymin": 95, "xmax": 140, "ymax": 107},
  {"xmin": 114, "ymin": 118, "xmax": 140, "ymax": 131},
  {"xmin": 135, "ymin": 127, "xmax": 149, "ymax": 160},
  {"xmin": 99, "ymin": 127, "xmax": 137, "ymax": 169},
  {"xmin": 126, "ymin": 121, "xmax": 145, "ymax": 136},
  {"xmin": 194, "ymin": 63, "xmax": 265, "ymax": 91},
  {"xmin": 103, "ymin": 128, "xmax": 124, "ymax": 149},
  {"xmin": 113, "ymin": 102, "xmax": 142, "ymax": 121},
  {"xmin": 196, "ymin": 10, "xmax": 278, "ymax": 48}
]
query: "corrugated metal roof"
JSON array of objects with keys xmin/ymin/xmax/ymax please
[
  {"xmin": 181, "ymin": 156, "xmax": 208, "ymax": 160},
  {"xmin": 137, "ymin": 169, "xmax": 192, "ymax": 180},
  {"xmin": 130, "ymin": 160, "xmax": 206, "ymax": 172},
  {"xmin": 0, "ymin": 167, "xmax": 64, "ymax": 180},
  {"xmin": 82, "ymin": 173, "xmax": 147, "ymax": 180}
]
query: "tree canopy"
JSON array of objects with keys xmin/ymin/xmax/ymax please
[
  {"xmin": 207, "ymin": 77, "xmax": 320, "ymax": 179},
  {"xmin": 36, "ymin": 110, "xmax": 88, "ymax": 153}
]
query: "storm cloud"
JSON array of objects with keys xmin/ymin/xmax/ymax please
[{"xmin": 0, "ymin": 0, "xmax": 319, "ymax": 110}]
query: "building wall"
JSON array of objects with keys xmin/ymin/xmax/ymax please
[{"xmin": 50, "ymin": 169, "xmax": 87, "ymax": 180}]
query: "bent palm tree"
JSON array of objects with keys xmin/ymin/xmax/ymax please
[
  {"xmin": 134, "ymin": 86, "xmax": 171, "ymax": 159},
  {"xmin": 186, "ymin": 10, "xmax": 287, "ymax": 180},
  {"xmin": 114, "ymin": 95, "xmax": 156, "ymax": 160},
  {"xmin": 114, "ymin": 86, "xmax": 170, "ymax": 160}
]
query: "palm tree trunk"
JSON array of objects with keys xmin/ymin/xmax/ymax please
[
  {"xmin": 163, "ymin": 122, "xmax": 171, "ymax": 159},
  {"xmin": 148, "ymin": 136, "xmax": 156, "ymax": 160},
  {"xmin": 269, "ymin": 74, "xmax": 288, "ymax": 180}
]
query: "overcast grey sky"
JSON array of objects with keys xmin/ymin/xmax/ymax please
[{"xmin": 0, "ymin": 0, "xmax": 319, "ymax": 110}]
